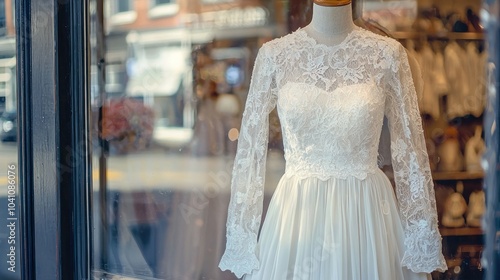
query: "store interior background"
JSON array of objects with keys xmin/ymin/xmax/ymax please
[{"xmin": 92, "ymin": 0, "xmax": 490, "ymax": 279}]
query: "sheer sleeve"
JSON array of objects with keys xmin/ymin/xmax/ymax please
[
  {"xmin": 379, "ymin": 48, "xmax": 424, "ymax": 169},
  {"xmin": 384, "ymin": 44, "xmax": 447, "ymax": 273},
  {"xmin": 218, "ymin": 45, "xmax": 278, "ymax": 278}
]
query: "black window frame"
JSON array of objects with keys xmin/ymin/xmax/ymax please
[{"xmin": 17, "ymin": 0, "xmax": 91, "ymax": 279}]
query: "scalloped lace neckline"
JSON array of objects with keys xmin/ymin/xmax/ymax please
[{"xmin": 296, "ymin": 26, "xmax": 361, "ymax": 51}]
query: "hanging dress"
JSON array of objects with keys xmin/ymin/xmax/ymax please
[{"xmin": 218, "ymin": 26, "xmax": 447, "ymax": 280}]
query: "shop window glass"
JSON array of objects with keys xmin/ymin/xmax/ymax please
[
  {"xmin": 92, "ymin": 0, "xmax": 283, "ymax": 278},
  {"xmin": 109, "ymin": 0, "xmax": 136, "ymax": 27},
  {"xmin": 0, "ymin": 0, "xmax": 18, "ymax": 279},
  {"xmin": 148, "ymin": 0, "xmax": 178, "ymax": 18},
  {"xmin": 0, "ymin": 0, "xmax": 5, "ymax": 36},
  {"xmin": 90, "ymin": 1, "xmax": 492, "ymax": 279},
  {"xmin": 153, "ymin": 0, "xmax": 174, "ymax": 6},
  {"xmin": 116, "ymin": 0, "xmax": 132, "ymax": 14}
]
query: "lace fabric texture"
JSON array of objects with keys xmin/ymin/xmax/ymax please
[{"xmin": 218, "ymin": 27, "xmax": 447, "ymax": 278}]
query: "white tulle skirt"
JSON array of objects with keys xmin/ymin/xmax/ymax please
[{"xmin": 243, "ymin": 169, "xmax": 429, "ymax": 280}]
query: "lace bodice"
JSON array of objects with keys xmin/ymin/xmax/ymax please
[
  {"xmin": 280, "ymin": 81, "xmax": 384, "ymax": 180},
  {"xmin": 219, "ymin": 26, "xmax": 447, "ymax": 277}
]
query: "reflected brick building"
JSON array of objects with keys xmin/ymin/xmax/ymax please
[
  {"xmin": 0, "ymin": 0, "xmax": 15, "ymax": 114},
  {"xmin": 97, "ymin": 0, "xmax": 286, "ymax": 148}
]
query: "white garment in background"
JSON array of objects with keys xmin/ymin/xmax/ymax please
[
  {"xmin": 417, "ymin": 44, "xmax": 441, "ymax": 120},
  {"xmin": 444, "ymin": 41, "xmax": 469, "ymax": 119},
  {"xmin": 433, "ymin": 51, "xmax": 449, "ymax": 96},
  {"xmin": 407, "ymin": 46, "xmax": 424, "ymax": 108},
  {"xmin": 478, "ymin": 50, "xmax": 488, "ymax": 114},
  {"xmin": 465, "ymin": 42, "xmax": 487, "ymax": 117},
  {"xmin": 219, "ymin": 27, "xmax": 447, "ymax": 279}
]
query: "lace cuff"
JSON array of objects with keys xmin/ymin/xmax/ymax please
[
  {"xmin": 401, "ymin": 219, "xmax": 447, "ymax": 273},
  {"xmin": 218, "ymin": 226, "xmax": 260, "ymax": 278}
]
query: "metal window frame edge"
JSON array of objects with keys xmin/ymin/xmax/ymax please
[{"xmin": 17, "ymin": 0, "xmax": 92, "ymax": 279}]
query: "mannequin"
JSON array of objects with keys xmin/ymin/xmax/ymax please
[
  {"xmin": 464, "ymin": 126, "xmax": 485, "ymax": 172},
  {"xmin": 466, "ymin": 190, "xmax": 485, "ymax": 227},
  {"xmin": 303, "ymin": 1, "xmax": 357, "ymax": 47},
  {"xmin": 441, "ymin": 182, "xmax": 468, "ymax": 228}
]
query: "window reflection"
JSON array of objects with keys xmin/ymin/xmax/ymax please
[
  {"xmin": 92, "ymin": 0, "xmax": 284, "ymax": 279},
  {"xmin": 0, "ymin": 0, "xmax": 19, "ymax": 279}
]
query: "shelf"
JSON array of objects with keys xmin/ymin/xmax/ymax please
[
  {"xmin": 440, "ymin": 227, "xmax": 483, "ymax": 236},
  {"xmin": 432, "ymin": 171, "xmax": 484, "ymax": 181},
  {"xmin": 392, "ymin": 31, "xmax": 485, "ymax": 41}
]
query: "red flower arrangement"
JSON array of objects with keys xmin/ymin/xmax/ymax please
[{"xmin": 101, "ymin": 98, "xmax": 155, "ymax": 153}]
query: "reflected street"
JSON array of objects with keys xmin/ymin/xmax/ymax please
[
  {"xmin": 0, "ymin": 141, "xmax": 285, "ymax": 279},
  {"xmin": 0, "ymin": 142, "xmax": 285, "ymax": 196}
]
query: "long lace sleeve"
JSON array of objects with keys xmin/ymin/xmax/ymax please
[
  {"xmin": 218, "ymin": 45, "xmax": 278, "ymax": 278},
  {"xmin": 384, "ymin": 44, "xmax": 447, "ymax": 273}
]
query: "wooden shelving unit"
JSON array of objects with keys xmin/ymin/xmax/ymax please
[
  {"xmin": 440, "ymin": 227, "xmax": 484, "ymax": 237},
  {"xmin": 432, "ymin": 171, "xmax": 484, "ymax": 181},
  {"xmin": 391, "ymin": 31, "xmax": 485, "ymax": 41}
]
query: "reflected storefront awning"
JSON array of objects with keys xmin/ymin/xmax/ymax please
[
  {"xmin": 125, "ymin": 29, "xmax": 191, "ymax": 97},
  {"xmin": 124, "ymin": 24, "xmax": 282, "ymax": 97},
  {"xmin": 126, "ymin": 60, "xmax": 184, "ymax": 97}
]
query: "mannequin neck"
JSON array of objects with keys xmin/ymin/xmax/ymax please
[{"xmin": 304, "ymin": 3, "xmax": 356, "ymax": 46}]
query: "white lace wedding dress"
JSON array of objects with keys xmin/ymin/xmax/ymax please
[{"xmin": 218, "ymin": 26, "xmax": 447, "ymax": 279}]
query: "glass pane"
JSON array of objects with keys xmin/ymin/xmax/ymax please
[
  {"xmin": 0, "ymin": 0, "xmax": 19, "ymax": 279},
  {"xmin": 0, "ymin": 0, "xmax": 5, "ymax": 30},
  {"xmin": 482, "ymin": 0, "xmax": 500, "ymax": 277},
  {"xmin": 154, "ymin": 0, "xmax": 173, "ymax": 5},
  {"xmin": 92, "ymin": 0, "xmax": 284, "ymax": 278},
  {"xmin": 117, "ymin": 0, "xmax": 131, "ymax": 13},
  {"xmin": 91, "ymin": 1, "xmax": 492, "ymax": 280}
]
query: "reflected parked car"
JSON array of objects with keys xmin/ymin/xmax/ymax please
[{"xmin": 0, "ymin": 110, "xmax": 17, "ymax": 142}]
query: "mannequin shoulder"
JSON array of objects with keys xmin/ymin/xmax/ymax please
[
  {"xmin": 353, "ymin": 29, "xmax": 410, "ymax": 67},
  {"xmin": 259, "ymin": 32, "xmax": 300, "ymax": 58},
  {"xmin": 358, "ymin": 29, "xmax": 403, "ymax": 54}
]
